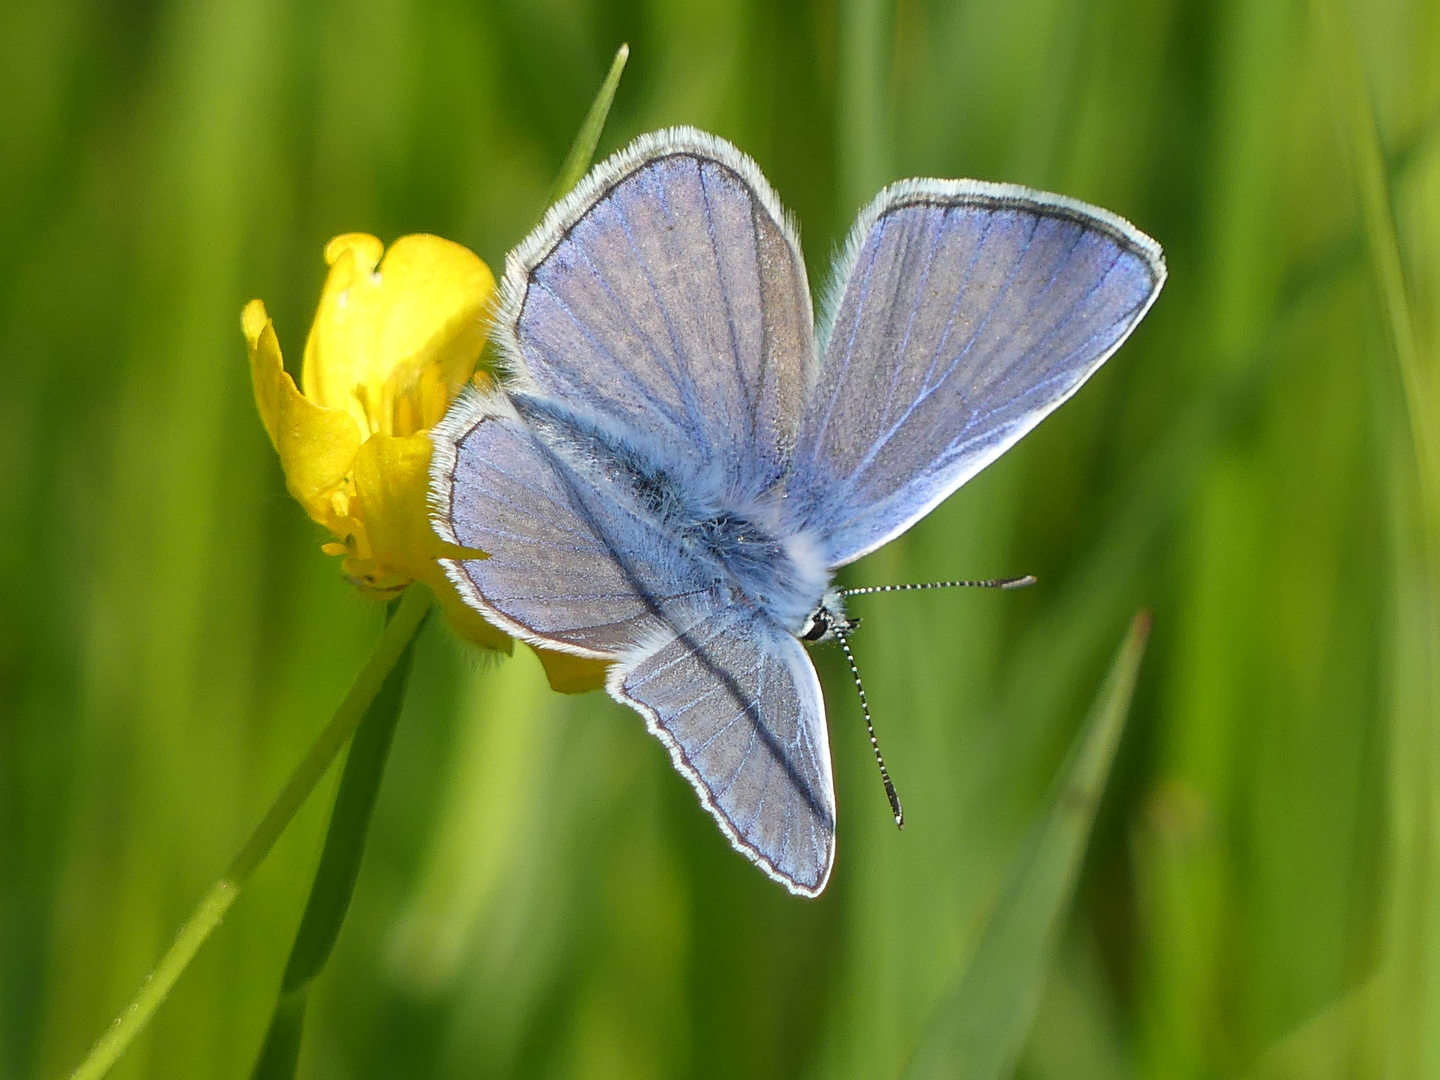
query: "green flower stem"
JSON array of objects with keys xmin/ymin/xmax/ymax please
[
  {"xmin": 250, "ymin": 596, "xmax": 428, "ymax": 1078},
  {"xmin": 68, "ymin": 585, "xmax": 434, "ymax": 1080},
  {"xmin": 546, "ymin": 42, "xmax": 630, "ymax": 206}
]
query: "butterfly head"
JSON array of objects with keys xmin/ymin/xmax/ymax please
[
  {"xmin": 797, "ymin": 586, "xmax": 901, "ymax": 828},
  {"xmin": 797, "ymin": 588, "xmax": 856, "ymax": 643}
]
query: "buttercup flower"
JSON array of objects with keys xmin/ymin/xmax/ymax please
[
  {"xmin": 244, "ymin": 232, "xmax": 510, "ymax": 652},
  {"xmin": 244, "ymin": 232, "xmax": 610, "ymax": 691}
]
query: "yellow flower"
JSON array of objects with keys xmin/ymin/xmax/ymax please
[
  {"xmin": 243, "ymin": 232, "xmax": 509, "ymax": 652},
  {"xmin": 243, "ymin": 232, "xmax": 610, "ymax": 692}
]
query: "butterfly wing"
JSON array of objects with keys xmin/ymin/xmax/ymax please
[
  {"xmin": 430, "ymin": 387, "xmax": 715, "ymax": 659},
  {"xmin": 788, "ymin": 181, "xmax": 1166, "ymax": 568},
  {"xmin": 610, "ymin": 608, "xmax": 836, "ymax": 896},
  {"xmin": 493, "ymin": 127, "xmax": 816, "ymax": 497},
  {"xmin": 432, "ymin": 387, "xmax": 837, "ymax": 895},
  {"xmin": 435, "ymin": 129, "xmax": 839, "ymax": 893}
]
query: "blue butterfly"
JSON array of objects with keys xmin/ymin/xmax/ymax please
[{"xmin": 430, "ymin": 128, "xmax": 1165, "ymax": 896}]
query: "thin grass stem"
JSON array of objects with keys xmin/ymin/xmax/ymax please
[
  {"xmin": 67, "ymin": 585, "xmax": 434, "ymax": 1080},
  {"xmin": 249, "ymin": 596, "xmax": 429, "ymax": 1078},
  {"xmin": 1315, "ymin": 3, "xmax": 1440, "ymax": 1075},
  {"xmin": 903, "ymin": 611, "xmax": 1152, "ymax": 1080},
  {"xmin": 546, "ymin": 42, "xmax": 630, "ymax": 207}
]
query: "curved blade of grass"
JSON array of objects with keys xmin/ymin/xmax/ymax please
[
  {"xmin": 546, "ymin": 42, "xmax": 629, "ymax": 206},
  {"xmin": 903, "ymin": 611, "xmax": 1152, "ymax": 1080},
  {"xmin": 1314, "ymin": 4, "xmax": 1440, "ymax": 1077},
  {"xmin": 67, "ymin": 585, "xmax": 434, "ymax": 1080},
  {"xmin": 1315, "ymin": 0, "xmax": 1437, "ymax": 504},
  {"xmin": 249, "ymin": 597, "xmax": 429, "ymax": 1079}
]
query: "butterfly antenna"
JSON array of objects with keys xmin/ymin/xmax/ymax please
[
  {"xmin": 832, "ymin": 625, "xmax": 904, "ymax": 829},
  {"xmin": 840, "ymin": 574, "xmax": 1036, "ymax": 598}
]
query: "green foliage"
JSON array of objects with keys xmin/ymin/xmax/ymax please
[
  {"xmin": 249, "ymin": 593, "xmax": 430, "ymax": 1080},
  {"xmin": 548, "ymin": 43, "xmax": 630, "ymax": 206},
  {"xmin": 905, "ymin": 612, "xmax": 1150, "ymax": 1080},
  {"xmin": 0, "ymin": 0, "xmax": 1435, "ymax": 1078}
]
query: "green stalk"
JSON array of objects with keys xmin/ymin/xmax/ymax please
[
  {"xmin": 67, "ymin": 585, "xmax": 433, "ymax": 1080},
  {"xmin": 1315, "ymin": 0, "xmax": 1438, "ymax": 513},
  {"xmin": 249, "ymin": 596, "xmax": 430, "ymax": 1078},
  {"xmin": 903, "ymin": 612, "xmax": 1152, "ymax": 1080},
  {"xmin": 1314, "ymin": 3, "xmax": 1440, "ymax": 1077},
  {"xmin": 546, "ymin": 42, "xmax": 630, "ymax": 206}
]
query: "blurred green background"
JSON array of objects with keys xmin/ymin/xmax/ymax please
[{"xmin": 3, "ymin": 0, "xmax": 1438, "ymax": 1077}]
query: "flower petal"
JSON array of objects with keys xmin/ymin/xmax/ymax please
[
  {"xmin": 350, "ymin": 431, "xmax": 447, "ymax": 584},
  {"xmin": 302, "ymin": 234, "xmax": 495, "ymax": 438},
  {"xmin": 531, "ymin": 647, "xmax": 609, "ymax": 694},
  {"xmin": 435, "ymin": 588, "xmax": 514, "ymax": 655},
  {"xmin": 244, "ymin": 299, "xmax": 361, "ymax": 528}
]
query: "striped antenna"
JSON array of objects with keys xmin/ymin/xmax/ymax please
[
  {"xmin": 832, "ymin": 624, "xmax": 903, "ymax": 829},
  {"xmin": 840, "ymin": 574, "xmax": 1036, "ymax": 598}
]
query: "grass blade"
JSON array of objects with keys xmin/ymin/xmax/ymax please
[
  {"xmin": 546, "ymin": 42, "xmax": 629, "ymax": 206},
  {"xmin": 1314, "ymin": 0, "xmax": 1438, "ymax": 508},
  {"xmin": 903, "ymin": 611, "xmax": 1152, "ymax": 1080},
  {"xmin": 249, "ymin": 598, "xmax": 429, "ymax": 1078},
  {"xmin": 66, "ymin": 586, "xmax": 434, "ymax": 1080},
  {"xmin": 1314, "ymin": 4, "xmax": 1440, "ymax": 1077}
]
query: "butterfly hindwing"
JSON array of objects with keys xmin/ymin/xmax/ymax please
[
  {"xmin": 612, "ymin": 607, "xmax": 836, "ymax": 896},
  {"xmin": 432, "ymin": 383, "xmax": 837, "ymax": 895},
  {"xmin": 494, "ymin": 127, "xmax": 816, "ymax": 499},
  {"xmin": 431, "ymin": 387, "xmax": 716, "ymax": 658}
]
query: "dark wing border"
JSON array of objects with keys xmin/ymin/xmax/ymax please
[
  {"xmin": 606, "ymin": 620, "xmax": 837, "ymax": 897},
  {"xmin": 494, "ymin": 125, "xmax": 819, "ymax": 402},
  {"xmin": 817, "ymin": 177, "xmax": 1165, "ymax": 358},
  {"xmin": 807, "ymin": 178, "xmax": 1166, "ymax": 568}
]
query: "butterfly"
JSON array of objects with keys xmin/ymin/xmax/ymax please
[{"xmin": 429, "ymin": 127, "xmax": 1165, "ymax": 896}]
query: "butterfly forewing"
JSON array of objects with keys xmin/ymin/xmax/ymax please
[
  {"xmin": 495, "ymin": 128, "xmax": 816, "ymax": 497},
  {"xmin": 790, "ymin": 183, "xmax": 1166, "ymax": 568}
]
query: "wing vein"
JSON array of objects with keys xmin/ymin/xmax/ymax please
[
  {"xmin": 530, "ymin": 272, "xmax": 693, "ymax": 436},
  {"xmin": 697, "ymin": 161, "xmax": 755, "ymax": 445},
  {"xmin": 609, "ymin": 193, "xmax": 710, "ymax": 433}
]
